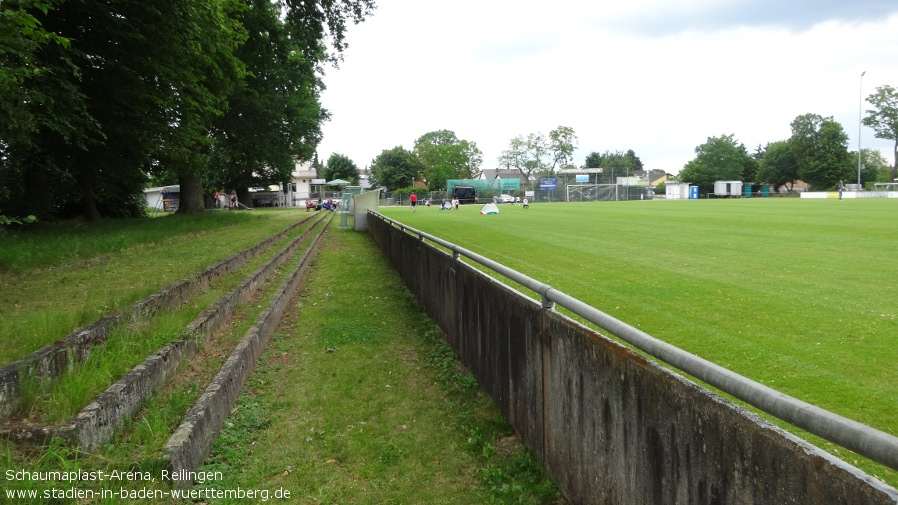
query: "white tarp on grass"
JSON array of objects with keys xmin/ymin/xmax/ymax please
[{"xmin": 480, "ymin": 202, "xmax": 499, "ymax": 215}]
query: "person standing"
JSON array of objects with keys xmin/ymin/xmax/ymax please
[
  {"xmin": 410, "ymin": 192, "xmax": 418, "ymax": 212},
  {"xmin": 522, "ymin": 197, "xmax": 529, "ymax": 209}
]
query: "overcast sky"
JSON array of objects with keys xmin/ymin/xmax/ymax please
[{"xmin": 316, "ymin": 0, "xmax": 898, "ymax": 174}]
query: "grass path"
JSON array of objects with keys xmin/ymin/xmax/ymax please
[{"xmin": 196, "ymin": 228, "xmax": 562, "ymax": 504}]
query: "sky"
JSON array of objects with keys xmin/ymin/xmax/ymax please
[{"xmin": 315, "ymin": 0, "xmax": 898, "ymax": 175}]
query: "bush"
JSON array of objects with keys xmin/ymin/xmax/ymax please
[{"xmin": 1, "ymin": 213, "xmax": 37, "ymax": 227}]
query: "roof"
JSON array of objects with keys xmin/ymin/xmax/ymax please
[
  {"xmin": 144, "ymin": 185, "xmax": 180, "ymax": 193},
  {"xmin": 479, "ymin": 169, "xmax": 530, "ymax": 183}
]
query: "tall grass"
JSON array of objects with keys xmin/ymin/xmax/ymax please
[
  {"xmin": 20, "ymin": 224, "xmax": 316, "ymax": 423},
  {"xmin": 0, "ymin": 211, "xmax": 265, "ymax": 272},
  {"xmin": 382, "ymin": 198, "xmax": 898, "ymax": 485},
  {"xmin": 0, "ymin": 209, "xmax": 308, "ymax": 364}
]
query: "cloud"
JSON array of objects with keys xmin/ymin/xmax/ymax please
[
  {"xmin": 605, "ymin": 0, "xmax": 898, "ymax": 36},
  {"xmin": 316, "ymin": 1, "xmax": 898, "ymax": 175}
]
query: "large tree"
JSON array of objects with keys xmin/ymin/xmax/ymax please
[
  {"xmin": 0, "ymin": 0, "xmax": 375, "ymax": 220},
  {"xmin": 498, "ymin": 125, "xmax": 577, "ymax": 186},
  {"xmin": 625, "ymin": 149, "xmax": 644, "ymax": 172},
  {"xmin": 863, "ymin": 84, "xmax": 898, "ymax": 182},
  {"xmin": 583, "ymin": 149, "xmax": 644, "ymax": 182},
  {"xmin": 369, "ymin": 146, "xmax": 423, "ymax": 191},
  {"xmin": 789, "ymin": 113, "xmax": 852, "ymax": 190},
  {"xmin": 0, "ymin": 0, "xmax": 97, "ymax": 219},
  {"xmin": 583, "ymin": 150, "xmax": 636, "ymax": 184},
  {"xmin": 548, "ymin": 125, "xmax": 578, "ymax": 171},
  {"xmin": 497, "ymin": 135, "xmax": 530, "ymax": 183},
  {"xmin": 206, "ymin": 0, "xmax": 327, "ymax": 208},
  {"xmin": 0, "ymin": 0, "xmax": 246, "ymax": 219},
  {"xmin": 413, "ymin": 130, "xmax": 482, "ymax": 191},
  {"xmin": 322, "ymin": 153, "xmax": 359, "ymax": 184},
  {"xmin": 678, "ymin": 134, "xmax": 753, "ymax": 194},
  {"xmin": 860, "ymin": 148, "xmax": 892, "ymax": 184},
  {"xmin": 756, "ymin": 140, "xmax": 799, "ymax": 192}
]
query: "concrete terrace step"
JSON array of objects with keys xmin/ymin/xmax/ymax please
[{"xmin": 0, "ymin": 213, "xmax": 330, "ymax": 462}]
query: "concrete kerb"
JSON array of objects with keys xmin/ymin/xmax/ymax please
[
  {"xmin": 161, "ymin": 218, "xmax": 330, "ymax": 487},
  {"xmin": 0, "ymin": 214, "xmax": 317, "ymax": 421},
  {"xmin": 10, "ymin": 215, "xmax": 330, "ymax": 451}
]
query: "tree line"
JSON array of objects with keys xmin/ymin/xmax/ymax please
[
  {"xmin": 359, "ymin": 126, "xmax": 579, "ymax": 192},
  {"xmin": 275, "ymin": 90, "xmax": 898, "ymax": 198},
  {"xmin": 1, "ymin": 0, "xmax": 375, "ymax": 221},
  {"xmin": 680, "ymin": 89, "xmax": 898, "ymax": 194}
]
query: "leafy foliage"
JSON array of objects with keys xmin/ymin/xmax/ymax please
[
  {"xmin": 0, "ymin": 0, "xmax": 374, "ymax": 220},
  {"xmin": 789, "ymin": 113, "xmax": 852, "ymax": 190},
  {"xmin": 583, "ymin": 149, "xmax": 643, "ymax": 181},
  {"xmin": 322, "ymin": 153, "xmax": 360, "ymax": 184},
  {"xmin": 498, "ymin": 125, "xmax": 577, "ymax": 184},
  {"xmin": 206, "ymin": 0, "xmax": 328, "ymax": 209},
  {"xmin": 863, "ymin": 84, "xmax": 898, "ymax": 182},
  {"xmin": 370, "ymin": 146, "xmax": 424, "ymax": 191},
  {"xmin": 414, "ymin": 130, "xmax": 482, "ymax": 190},
  {"xmin": 861, "ymin": 148, "xmax": 892, "ymax": 185},
  {"xmin": 756, "ymin": 140, "xmax": 800, "ymax": 192},
  {"xmin": 0, "ymin": 212, "xmax": 37, "ymax": 227},
  {"xmin": 678, "ymin": 134, "xmax": 754, "ymax": 194}
]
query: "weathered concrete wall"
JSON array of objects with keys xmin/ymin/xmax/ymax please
[
  {"xmin": 368, "ymin": 214, "xmax": 898, "ymax": 505},
  {"xmin": 2, "ymin": 216, "xmax": 328, "ymax": 452},
  {"xmin": 161, "ymin": 219, "xmax": 328, "ymax": 487}
]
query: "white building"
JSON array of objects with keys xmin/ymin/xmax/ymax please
[
  {"xmin": 291, "ymin": 159, "xmax": 319, "ymax": 200},
  {"xmin": 665, "ymin": 182, "xmax": 691, "ymax": 200},
  {"xmin": 144, "ymin": 185, "xmax": 180, "ymax": 211}
]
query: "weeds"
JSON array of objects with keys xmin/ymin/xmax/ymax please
[{"xmin": 420, "ymin": 321, "xmax": 562, "ymax": 504}]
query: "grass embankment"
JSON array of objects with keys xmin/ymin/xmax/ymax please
[
  {"xmin": 382, "ymin": 198, "xmax": 898, "ymax": 487},
  {"xmin": 1, "ymin": 213, "xmax": 562, "ymax": 504},
  {"xmin": 18, "ymin": 218, "xmax": 320, "ymax": 424},
  {"xmin": 0, "ymin": 210, "xmax": 310, "ymax": 364}
]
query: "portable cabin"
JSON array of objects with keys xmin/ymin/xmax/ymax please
[{"xmin": 713, "ymin": 180, "xmax": 742, "ymax": 197}]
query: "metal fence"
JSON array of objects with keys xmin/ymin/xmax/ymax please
[
  {"xmin": 371, "ymin": 211, "xmax": 898, "ymax": 474},
  {"xmin": 378, "ymin": 184, "xmax": 653, "ymax": 206}
]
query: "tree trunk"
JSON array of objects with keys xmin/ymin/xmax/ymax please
[
  {"xmin": 237, "ymin": 187, "xmax": 251, "ymax": 208},
  {"xmin": 73, "ymin": 162, "xmax": 101, "ymax": 222},
  {"xmin": 892, "ymin": 140, "xmax": 897, "ymax": 183},
  {"xmin": 176, "ymin": 173, "xmax": 206, "ymax": 215},
  {"xmin": 80, "ymin": 185, "xmax": 101, "ymax": 222}
]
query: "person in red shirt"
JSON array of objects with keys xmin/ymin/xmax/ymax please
[{"xmin": 410, "ymin": 192, "xmax": 417, "ymax": 212}]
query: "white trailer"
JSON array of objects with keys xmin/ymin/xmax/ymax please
[{"xmin": 714, "ymin": 180, "xmax": 742, "ymax": 197}]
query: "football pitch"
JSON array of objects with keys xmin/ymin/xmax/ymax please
[{"xmin": 381, "ymin": 197, "xmax": 898, "ymax": 483}]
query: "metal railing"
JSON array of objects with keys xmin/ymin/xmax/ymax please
[{"xmin": 373, "ymin": 211, "xmax": 898, "ymax": 472}]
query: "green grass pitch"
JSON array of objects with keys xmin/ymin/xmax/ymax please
[{"xmin": 382, "ymin": 198, "xmax": 898, "ymax": 484}]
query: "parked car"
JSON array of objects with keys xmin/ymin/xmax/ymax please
[{"xmin": 497, "ymin": 194, "xmax": 515, "ymax": 203}]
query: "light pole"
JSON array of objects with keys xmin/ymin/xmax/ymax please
[{"xmin": 858, "ymin": 71, "xmax": 866, "ymax": 189}]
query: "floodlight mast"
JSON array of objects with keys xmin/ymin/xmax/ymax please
[{"xmin": 858, "ymin": 71, "xmax": 865, "ymax": 189}]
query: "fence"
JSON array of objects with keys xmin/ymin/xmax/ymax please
[
  {"xmin": 367, "ymin": 211, "xmax": 898, "ymax": 504},
  {"xmin": 378, "ymin": 185, "xmax": 651, "ymax": 206}
]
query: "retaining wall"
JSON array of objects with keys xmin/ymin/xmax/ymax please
[{"xmin": 368, "ymin": 214, "xmax": 898, "ymax": 505}]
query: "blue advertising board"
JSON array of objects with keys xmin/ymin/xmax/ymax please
[
  {"xmin": 575, "ymin": 174, "xmax": 589, "ymax": 183},
  {"xmin": 539, "ymin": 178, "xmax": 557, "ymax": 190}
]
